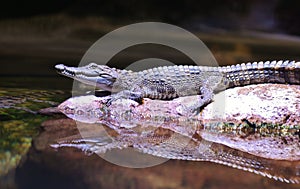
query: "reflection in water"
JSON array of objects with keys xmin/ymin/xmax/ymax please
[
  {"xmin": 53, "ymin": 121, "xmax": 300, "ymax": 184},
  {"xmin": 1, "ymin": 84, "xmax": 299, "ymax": 188},
  {"xmin": 0, "ymin": 86, "xmax": 299, "ymax": 187},
  {"xmin": 1, "ymin": 20, "xmax": 300, "ymax": 187},
  {"xmin": 54, "ymin": 92, "xmax": 300, "ymax": 184}
]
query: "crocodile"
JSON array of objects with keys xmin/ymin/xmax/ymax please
[
  {"xmin": 54, "ymin": 61, "xmax": 300, "ymax": 183},
  {"xmin": 55, "ymin": 60, "xmax": 300, "ymax": 108}
]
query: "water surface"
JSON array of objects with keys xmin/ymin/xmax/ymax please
[{"xmin": 1, "ymin": 31, "xmax": 300, "ymax": 189}]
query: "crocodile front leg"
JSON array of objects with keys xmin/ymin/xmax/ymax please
[{"xmin": 106, "ymin": 90, "xmax": 144, "ymax": 105}]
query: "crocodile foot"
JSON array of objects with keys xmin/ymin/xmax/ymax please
[{"xmin": 106, "ymin": 90, "xmax": 144, "ymax": 106}]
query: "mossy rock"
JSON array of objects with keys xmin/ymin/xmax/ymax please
[{"xmin": 0, "ymin": 88, "xmax": 68, "ymax": 176}]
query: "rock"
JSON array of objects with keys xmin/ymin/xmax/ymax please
[
  {"xmin": 38, "ymin": 107, "xmax": 62, "ymax": 115},
  {"xmin": 58, "ymin": 84, "xmax": 300, "ymax": 129},
  {"xmin": 201, "ymin": 84, "xmax": 300, "ymax": 127},
  {"xmin": 52, "ymin": 83, "xmax": 300, "ymax": 183}
]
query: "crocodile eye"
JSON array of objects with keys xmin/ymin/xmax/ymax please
[{"xmin": 88, "ymin": 63, "xmax": 98, "ymax": 69}]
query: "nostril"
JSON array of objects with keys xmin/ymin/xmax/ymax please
[{"xmin": 55, "ymin": 64, "xmax": 65, "ymax": 71}]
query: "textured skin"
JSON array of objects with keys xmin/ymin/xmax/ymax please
[
  {"xmin": 116, "ymin": 60, "xmax": 300, "ymax": 99},
  {"xmin": 56, "ymin": 60, "xmax": 300, "ymax": 101}
]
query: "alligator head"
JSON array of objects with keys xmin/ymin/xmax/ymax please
[{"xmin": 55, "ymin": 63, "xmax": 119, "ymax": 91}]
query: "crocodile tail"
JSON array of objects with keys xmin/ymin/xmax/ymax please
[{"xmin": 219, "ymin": 60, "xmax": 300, "ymax": 88}]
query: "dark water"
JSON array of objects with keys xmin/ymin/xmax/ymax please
[
  {"xmin": 1, "ymin": 33, "xmax": 300, "ymax": 189},
  {"xmin": 1, "ymin": 79, "xmax": 299, "ymax": 189}
]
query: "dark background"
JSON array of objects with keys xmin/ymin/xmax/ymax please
[
  {"xmin": 1, "ymin": 2, "xmax": 300, "ymax": 189},
  {"xmin": 1, "ymin": 0, "xmax": 300, "ymax": 34},
  {"xmin": 1, "ymin": 0, "xmax": 300, "ymax": 85}
]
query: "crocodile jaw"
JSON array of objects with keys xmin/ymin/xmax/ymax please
[{"xmin": 55, "ymin": 64, "xmax": 116, "ymax": 91}]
